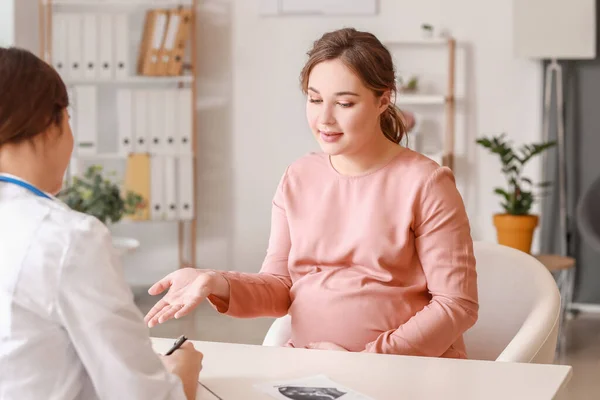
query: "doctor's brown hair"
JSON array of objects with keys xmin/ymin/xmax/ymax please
[
  {"xmin": 299, "ymin": 28, "xmax": 407, "ymax": 145},
  {"xmin": 0, "ymin": 47, "xmax": 69, "ymax": 147}
]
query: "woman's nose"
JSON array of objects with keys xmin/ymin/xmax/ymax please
[{"xmin": 319, "ymin": 104, "xmax": 336, "ymax": 126}]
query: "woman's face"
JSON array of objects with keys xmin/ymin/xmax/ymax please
[{"xmin": 305, "ymin": 59, "xmax": 390, "ymax": 157}]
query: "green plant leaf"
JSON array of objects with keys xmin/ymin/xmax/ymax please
[
  {"xmin": 57, "ymin": 165, "xmax": 144, "ymax": 225},
  {"xmin": 494, "ymin": 188, "xmax": 510, "ymax": 201},
  {"xmin": 476, "ymin": 133, "xmax": 556, "ymax": 215}
]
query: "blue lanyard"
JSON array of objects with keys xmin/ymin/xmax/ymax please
[{"xmin": 0, "ymin": 175, "xmax": 52, "ymax": 200}]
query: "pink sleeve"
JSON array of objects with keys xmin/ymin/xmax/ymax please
[
  {"xmin": 208, "ymin": 170, "xmax": 293, "ymax": 318},
  {"xmin": 363, "ymin": 167, "xmax": 479, "ymax": 356}
]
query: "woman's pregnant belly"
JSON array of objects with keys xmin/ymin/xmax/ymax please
[{"xmin": 287, "ymin": 267, "xmax": 430, "ymax": 352}]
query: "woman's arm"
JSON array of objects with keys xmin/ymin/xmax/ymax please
[
  {"xmin": 208, "ymin": 170, "xmax": 293, "ymax": 318},
  {"xmin": 144, "ymin": 169, "xmax": 294, "ymax": 326},
  {"xmin": 363, "ymin": 167, "xmax": 479, "ymax": 356}
]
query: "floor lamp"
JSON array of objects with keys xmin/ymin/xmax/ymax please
[{"xmin": 542, "ymin": 59, "xmax": 568, "ymax": 257}]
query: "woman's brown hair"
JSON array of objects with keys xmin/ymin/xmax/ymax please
[
  {"xmin": 0, "ymin": 47, "xmax": 69, "ymax": 147},
  {"xmin": 300, "ymin": 28, "xmax": 407, "ymax": 145}
]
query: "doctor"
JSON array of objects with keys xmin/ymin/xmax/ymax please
[{"xmin": 0, "ymin": 47, "xmax": 202, "ymax": 399}]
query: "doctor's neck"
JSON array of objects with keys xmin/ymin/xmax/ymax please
[{"xmin": 0, "ymin": 141, "xmax": 64, "ymax": 195}]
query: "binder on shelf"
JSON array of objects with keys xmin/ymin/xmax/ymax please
[
  {"xmin": 178, "ymin": 88, "xmax": 193, "ymax": 154},
  {"xmin": 66, "ymin": 14, "xmax": 83, "ymax": 79},
  {"xmin": 166, "ymin": 7, "xmax": 192, "ymax": 76},
  {"xmin": 164, "ymin": 156, "xmax": 178, "ymax": 220},
  {"xmin": 133, "ymin": 89, "xmax": 150, "ymax": 152},
  {"xmin": 73, "ymin": 85, "xmax": 97, "ymax": 155},
  {"xmin": 148, "ymin": 90, "xmax": 164, "ymax": 153},
  {"xmin": 98, "ymin": 14, "xmax": 114, "ymax": 80},
  {"xmin": 52, "ymin": 13, "xmax": 68, "ymax": 78},
  {"xmin": 114, "ymin": 14, "xmax": 129, "ymax": 79},
  {"xmin": 156, "ymin": 9, "xmax": 180, "ymax": 75},
  {"xmin": 177, "ymin": 155, "xmax": 194, "ymax": 220},
  {"xmin": 116, "ymin": 89, "xmax": 133, "ymax": 155},
  {"xmin": 163, "ymin": 89, "xmax": 178, "ymax": 153},
  {"xmin": 150, "ymin": 155, "xmax": 165, "ymax": 220},
  {"xmin": 124, "ymin": 153, "xmax": 151, "ymax": 221},
  {"xmin": 137, "ymin": 9, "xmax": 169, "ymax": 76},
  {"xmin": 82, "ymin": 14, "xmax": 97, "ymax": 80}
]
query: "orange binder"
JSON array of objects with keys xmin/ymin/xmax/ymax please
[
  {"xmin": 155, "ymin": 10, "xmax": 178, "ymax": 75},
  {"xmin": 124, "ymin": 153, "xmax": 151, "ymax": 221},
  {"xmin": 166, "ymin": 7, "xmax": 192, "ymax": 76},
  {"xmin": 137, "ymin": 9, "xmax": 169, "ymax": 76}
]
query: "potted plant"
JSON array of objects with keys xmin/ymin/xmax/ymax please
[
  {"xmin": 58, "ymin": 165, "xmax": 144, "ymax": 255},
  {"xmin": 476, "ymin": 134, "xmax": 556, "ymax": 253}
]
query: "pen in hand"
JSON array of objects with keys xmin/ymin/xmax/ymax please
[{"xmin": 165, "ymin": 335, "xmax": 188, "ymax": 356}]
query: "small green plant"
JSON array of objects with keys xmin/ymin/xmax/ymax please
[
  {"xmin": 397, "ymin": 75, "xmax": 419, "ymax": 92},
  {"xmin": 476, "ymin": 134, "xmax": 556, "ymax": 215},
  {"xmin": 406, "ymin": 77, "xmax": 418, "ymax": 91},
  {"xmin": 58, "ymin": 165, "xmax": 144, "ymax": 224}
]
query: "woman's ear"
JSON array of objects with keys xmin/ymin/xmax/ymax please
[{"xmin": 378, "ymin": 90, "xmax": 392, "ymax": 114}]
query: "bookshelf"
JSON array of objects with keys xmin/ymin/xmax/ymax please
[
  {"xmin": 386, "ymin": 38, "xmax": 457, "ymax": 170},
  {"xmin": 38, "ymin": 0, "xmax": 208, "ymax": 268}
]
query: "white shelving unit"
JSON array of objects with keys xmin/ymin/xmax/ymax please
[
  {"xmin": 63, "ymin": 76, "xmax": 194, "ymax": 85},
  {"xmin": 395, "ymin": 94, "xmax": 446, "ymax": 106},
  {"xmin": 48, "ymin": 0, "xmax": 193, "ymax": 5},
  {"xmin": 382, "ymin": 38, "xmax": 448, "ymax": 47},
  {"xmin": 386, "ymin": 38, "xmax": 456, "ymax": 170},
  {"xmin": 38, "ymin": 0, "xmax": 225, "ymax": 268}
]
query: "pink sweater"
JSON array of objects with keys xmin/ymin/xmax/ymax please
[{"xmin": 210, "ymin": 150, "xmax": 478, "ymax": 358}]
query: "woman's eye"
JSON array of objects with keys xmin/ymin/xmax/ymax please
[
  {"xmin": 309, "ymin": 98, "xmax": 322, "ymax": 104},
  {"xmin": 338, "ymin": 102, "xmax": 353, "ymax": 108}
]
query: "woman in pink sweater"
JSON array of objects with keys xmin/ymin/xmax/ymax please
[{"xmin": 145, "ymin": 28, "xmax": 478, "ymax": 359}]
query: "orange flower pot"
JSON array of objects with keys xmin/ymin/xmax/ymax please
[{"xmin": 493, "ymin": 214, "xmax": 539, "ymax": 253}]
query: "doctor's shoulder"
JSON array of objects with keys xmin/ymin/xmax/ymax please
[{"xmin": 39, "ymin": 198, "xmax": 113, "ymax": 254}]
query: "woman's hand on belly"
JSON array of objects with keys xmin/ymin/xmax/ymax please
[{"xmin": 306, "ymin": 342, "xmax": 348, "ymax": 351}]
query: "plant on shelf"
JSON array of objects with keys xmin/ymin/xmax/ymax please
[
  {"xmin": 476, "ymin": 133, "xmax": 556, "ymax": 253},
  {"xmin": 421, "ymin": 23, "xmax": 434, "ymax": 38},
  {"xmin": 397, "ymin": 75, "xmax": 419, "ymax": 93},
  {"xmin": 58, "ymin": 165, "xmax": 144, "ymax": 225}
]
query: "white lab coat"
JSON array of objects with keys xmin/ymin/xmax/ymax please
[{"xmin": 0, "ymin": 175, "xmax": 186, "ymax": 400}]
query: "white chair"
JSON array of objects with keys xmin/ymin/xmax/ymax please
[{"xmin": 262, "ymin": 241, "xmax": 561, "ymax": 364}]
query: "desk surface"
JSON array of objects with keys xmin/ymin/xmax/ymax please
[{"xmin": 152, "ymin": 338, "xmax": 572, "ymax": 400}]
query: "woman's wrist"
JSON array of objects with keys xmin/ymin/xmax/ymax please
[{"xmin": 205, "ymin": 270, "xmax": 230, "ymax": 301}]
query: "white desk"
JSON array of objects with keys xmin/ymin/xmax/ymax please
[{"xmin": 151, "ymin": 338, "xmax": 572, "ymax": 400}]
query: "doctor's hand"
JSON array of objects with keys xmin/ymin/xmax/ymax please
[
  {"xmin": 159, "ymin": 341, "xmax": 203, "ymax": 400},
  {"xmin": 144, "ymin": 268, "xmax": 230, "ymax": 328}
]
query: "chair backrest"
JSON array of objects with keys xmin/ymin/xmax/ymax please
[
  {"xmin": 262, "ymin": 314, "xmax": 292, "ymax": 347},
  {"xmin": 263, "ymin": 241, "xmax": 561, "ymax": 364},
  {"xmin": 576, "ymin": 174, "xmax": 600, "ymax": 253},
  {"xmin": 464, "ymin": 241, "xmax": 560, "ymax": 363}
]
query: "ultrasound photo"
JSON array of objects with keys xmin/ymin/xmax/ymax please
[
  {"xmin": 278, "ymin": 385, "xmax": 347, "ymax": 400},
  {"xmin": 254, "ymin": 375, "xmax": 374, "ymax": 400}
]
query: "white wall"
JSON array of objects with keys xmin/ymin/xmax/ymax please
[
  {"xmin": 5, "ymin": 0, "xmax": 545, "ymax": 283},
  {"xmin": 1, "ymin": 0, "xmax": 39, "ymax": 51},
  {"xmin": 13, "ymin": 0, "xmax": 38, "ymax": 53},
  {"xmin": 0, "ymin": 0, "xmax": 15, "ymax": 47},
  {"xmin": 230, "ymin": 0, "xmax": 544, "ymax": 272}
]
